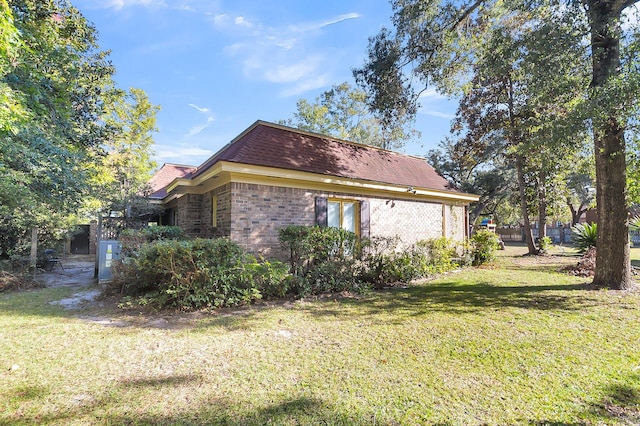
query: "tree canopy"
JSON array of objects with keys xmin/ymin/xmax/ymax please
[
  {"xmin": 85, "ymin": 88, "xmax": 160, "ymax": 222},
  {"xmin": 279, "ymin": 82, "xmax": 419, "ymax": 150},
  {"xmin": 354, "ymin": 0, "xmax": 639, "ymax": 289},
  {"xmin": 0, "ymin": 0, "xmax": 159, "ymax": 257}
]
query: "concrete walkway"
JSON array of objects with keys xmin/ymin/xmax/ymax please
[
  {"xmin": 36, "ymin": 254, "xmax": 96, "ymax": 288},
  {"xmin": 36, "ymin": 255, "xmax": 101, "ymax": 310}
]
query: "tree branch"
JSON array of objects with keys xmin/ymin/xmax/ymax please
[
  {"xmin": 618, "ymin": 0, "xmax": 639, "ymax": 12},
  {"xmin": 451, "ymin": 0, "xmax": 484, "ymax": 30}
]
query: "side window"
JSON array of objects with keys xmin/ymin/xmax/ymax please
[
  {"xmin": 328, "ymin": 201, "xmax": 341, "ymax": 228},
  {"xmin": 328, "ymin": 199, "xmax": 358, "ymax": 235}
]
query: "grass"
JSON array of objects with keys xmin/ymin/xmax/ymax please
[{"xmin": 1, "ymin": 244, "xmax": 640, "ymax": 425}]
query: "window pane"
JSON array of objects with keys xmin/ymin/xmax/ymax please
[
  {"xmin": 343, "ymin": 202, "xmax": 356, "ymax": 233},
  {"xmin": 328, "ymin": 201, "xmax": 341, "ymax": 228}
]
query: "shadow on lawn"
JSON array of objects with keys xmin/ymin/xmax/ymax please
[
  {"xmin": 1, "ymin": 373, "xmax": 356, "ymax": 426},
  {"xmin": 5, "ymin": 372, "xmax": 639, "ymax": 425},
  {"xmin": 587, "ymin": 377, "xmax": 640, "ymax": 423},
  {"xmin": 528, "ymin": 374, "xmax": 640, "ymax": 425},
  {"xmin": 304, "ymin": 281, "xmax": 598, "ymax": 321}
]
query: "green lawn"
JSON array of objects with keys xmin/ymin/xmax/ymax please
[{"xmin": 1, "ymin": 245, "xmax": 639, "ymax": 425}]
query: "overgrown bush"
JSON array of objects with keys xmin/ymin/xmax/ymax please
[
  {"xmin": 416, "ymin": 237, "xmax": 461, "ymax": 274},
  {"xmin": 279, "ymin": 226, "xmax": 360, "ymax": 295},
  {"xmin": 280, "ymin": 228, "xmax": 464, "ymax": 293},
  {"xmin": 470, "ymin": 230, "xmax": 500, "ymax": 266},
  {"xmin": 111, "ymin": 238, "xmax": 290, "ymax": 310},
  {"xmin": 357, "ymin": 237, "xmax": 423, "ymax": 286},
  {"xmin": 112, "ymin": 224, "xmax": 473, "ymax": 310},
  {"xmin": 538, "ymin": 236, "xmax": 553, "ymax": 254},
  {"xmin": 244, "ymin": 257, "xmax": 292, "ymax": 299},
  {"xmin": 571, "ymin": 222, "xmax": 597, "ymax": 253},
  {"xmin": 119, "ymin": 226, "xmax": 185, "ymax": 256}
]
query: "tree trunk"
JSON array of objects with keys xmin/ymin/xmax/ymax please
[
  {"xmin": 568, "ymin": 201, "xmax": 587, "ymax": 226},
  {"xmin": 538, "ymin": 169, "xmax": 547, "ymax": 241},
  {"xmin": 587, "ymin": 0, "xmax": 632, "ymax": 290},
  {"xmin": 515, "ymin": 154, "xmax": 539, "ymax": 255}
]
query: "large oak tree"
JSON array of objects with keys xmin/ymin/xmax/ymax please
[{"xmin": 354, "ymin": 0, "xmax": 638, "ymax": 289}]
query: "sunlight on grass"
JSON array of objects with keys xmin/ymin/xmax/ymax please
[{"xmin": 1, "ymin": 246, "xmax": 639, "ymax": 425}]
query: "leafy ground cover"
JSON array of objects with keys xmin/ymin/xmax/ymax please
[{"xmin": 1, "ymin": 245, "xmax": 639, "ymax": 425}]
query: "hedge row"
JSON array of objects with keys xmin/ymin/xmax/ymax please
[{"xmin": 110, "ymin": 226, "xmax": 499, "ymax": 311}]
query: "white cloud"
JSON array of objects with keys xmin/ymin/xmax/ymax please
[
  {"xmin": 289, "ymin": 13, "xmax": 361, "ymax": 32},
  {"xmin": 417, "ymin": 87, "xmax": 456, "ymax": 119},
  {"xmin": 188, "ymin": 103, "xmax": 210, "ymax": 113},
  {"xmin": 419, "ymin": 87, "xmax": 447, "ymax": 100},
  {"xmin": 235, "ymin": 16, "xmax": 253, "ymax": 28},
  {"xmin": 154, "ymin": 144, "xmax": 214, "ymax": 165},
  {"xmin": 184, "ymin": 103, "xmax": 216, "ymax": 138},
  {"xmin": 102, "ymin": 0, "xmax": 166, "ymax": 10},
  {"xmin": 214, "ymin": 10, "xmax": 361, "ymax": 96},
  {"xmin": 213, "ymin": 14, "xmax": 229, "ymax": 25},
  {"xmin": 174, "ymin": 4, "xmax": 195, "ymax": 12},
  {"xmin": 263, "ymin": 60, "xmax": 319, "ymax": 84},
  {"xmin": 419, "ymin": 109, "xmax": 455, "ymax": 120},
  {"xmin": 622, "ymin": 4, "xmax": 639, "ymax": 32},
  {"xmin": 279, "ymin": 74, "xmax": 330, "ymax": 97},
  {"xmin": 186, "ymin": 116, "xmax": 215, "ymax": 137}
]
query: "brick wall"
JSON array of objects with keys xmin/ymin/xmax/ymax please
[
  {"xmin": 171, "ymin": 181, "xmax": 468, "ymax": 260},
  {"xmin": 444, "ymin": 204, "xmax": 466, "ymax": 241},
  {"xmin": 175, "ymin": 193, "xmax": 203, "ymax": 235},
  {"xmin": 201, "ymin": 184, "xmax": 232, "ymax": 238},
  {"xmin": 229, "ymin": 183, "xmax": 316, "ymax": 257},
  {"xmin": 369, "ymin": 198, "xmax": 444, "ymax": 247}
]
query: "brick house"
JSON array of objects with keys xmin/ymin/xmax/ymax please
[{"xmin": 148, "ymin": 121, "xmax": 479, "ymax": 259}]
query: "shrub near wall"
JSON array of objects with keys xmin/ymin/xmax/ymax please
[
  {"xmin": 470, "ymin": 230, "xmax": 500, "ymax": 266},
  {"xmin": 112, "ymin": 226, "xmax": 469, "ymax": 311},
  {"xmin": 279, "ymin": 226, "xmax": 464, "ymax": 292},
  {"xmin": 112, "ymin": 237, "xmax": 289, "ymax": 310},
  {"xmin": 358, "ymin": 236, "xmax": 462, "ymax": 287},
  {"xmin": 278, "ymin": 226, "xmax": 360, "ymax": 295}
]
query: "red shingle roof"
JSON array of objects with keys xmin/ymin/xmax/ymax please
[
  {"xmin": 148, "ymin": 163, "xmax": 196, "ymax": 199},
  {"xmin": 191, "ymin": 121, "xmax": 453, "ymax": 192}
]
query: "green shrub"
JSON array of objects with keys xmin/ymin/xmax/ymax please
[
  {"xmin": 114, "ymin": 238, "xmax": 263, "ymax": 310},
  {"xmin": 471, "ymin": 230, "xmax": 500, "ymax": 266},
  {"xmin": 279, "ymin": 225, "xmax": 360, "ymax": 294},
  {"xmin": 306, "ymin": 258, "xmax": 359, "ymax": 294},
  {"xmin": 416, "ymin": 237, "xmax": 459, "ymax": 274},
  {"xmin": 571, "ymin": 222, "xmax": 597, "ymax": 253},
  {"xmin": 356, "ymin": 236, "xmax": 400, "ymax": 286},
  {"xmin": 356, "ymin": 236, "xmax": 460, "ymax": 288},
  {"xmin": 278, "ymin": 225, "xmax": 312, "ymax": 277},
  {"xmin": 383, "ymin": 250, "xmax": 423, "ymax": 284},
  {"xmin": 538, "ymin": 236, "xmax": 553, "ymax": 254},
  {"xmin": 244, "ymin": 257, "xmax": 291, "ymax": 299}
]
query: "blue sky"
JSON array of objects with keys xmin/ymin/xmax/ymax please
[{"xmin": 73, "ymin": 0, "xmax": 458, "ymax": 167}]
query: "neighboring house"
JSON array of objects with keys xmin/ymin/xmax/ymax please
[{"xmin": 148, "ymin": 120, "xmax": 479, "ymax": 259}]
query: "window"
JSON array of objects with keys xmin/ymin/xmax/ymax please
[
  {"xmin": 328, "ymin": 199, "xmax": 358, "ymax": 235},
  {"xmin": 211, "ymin": 195, "xmax": 218, "ymax": 227},
  {"xmin": 315, "ymin": 197, "xmax": 369, "ymax": 238}
]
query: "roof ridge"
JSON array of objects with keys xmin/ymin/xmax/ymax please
[
  {"xmin": 158, "ymin": 162, "xmax": 198, "ymax": 169},
  {"xmin": 254, "ymin": 120, "xmax": 427, "ymax": 160}
]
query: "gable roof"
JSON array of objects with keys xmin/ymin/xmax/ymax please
[
  {"xmin": 148, "ymin": 163, "xmax": 197, "ymax": 199},
  {"xmin": 191, "ymin": 120, "xmax": 453, "ymax": 192}
]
